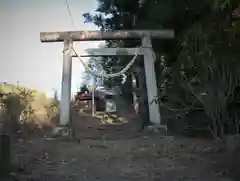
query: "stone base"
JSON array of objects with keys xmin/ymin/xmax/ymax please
[
  {"xmin": 147, "ymin": 124, "xmax": 167, "ymax": 131},
  {"xmin": 45, "ymin": 126, "xmax": 72, "ymax": 138},
  {"xmin": 143, "ymin": 124, "xmax": 168, "ymax": 135}
]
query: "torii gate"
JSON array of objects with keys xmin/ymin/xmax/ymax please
[{"xmin": 40, "ymin": 30, "xmax": 174, "ymax": 127}]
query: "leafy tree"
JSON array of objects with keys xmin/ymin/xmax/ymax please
[
  {"xmin": 83, "ymin": 0, "xmax": 240, "ymax": 138},
  {"xmin": 0, "ymin": 83, "xmax": 60, "ymax": 133},
  {"xmin": 79, "ymin": 84, "xmax": 89, "ymax": 94},
  {"xmin": 81, "ymin": 56, "xmax": 105, "ymax": 86}
]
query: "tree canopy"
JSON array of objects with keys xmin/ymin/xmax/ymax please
[{"xmin": 83, "ymin": 0, "xmax": 240, "ymax": 138}]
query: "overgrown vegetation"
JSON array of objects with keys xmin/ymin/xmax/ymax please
[
  {"xmin": 0, "ymin": 83, "xmax": 59, "ymax": 136},
  {"xmin": 83, "ymin": 0, "xmax": 240, "ymax": 139},
  {"xmin": 79, "ymin": 84, "xmax": 89, "ymax": 94}
]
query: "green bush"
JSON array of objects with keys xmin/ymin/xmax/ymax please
[{"xmin": 0, "ymin": 83, "xmax": 59, "ymax": 136}]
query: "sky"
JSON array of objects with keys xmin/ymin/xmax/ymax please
[{"xmin": 0, "ymin": 0, "xmax": 102, "ymax": 97}]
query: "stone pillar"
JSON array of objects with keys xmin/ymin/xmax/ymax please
[
  {"xmin": 59, "ymin": 38, "xmax": 73, "ymax": 126},
  {"xmin": 142, "ymin": 35, "xmax": 161, "ymax": 125}
]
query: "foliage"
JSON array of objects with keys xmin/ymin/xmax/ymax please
[
  {"xmin": 81, "ymin": 43, "xmax": 108, "ymax": 87},
  {"xmin": 83, "ymin": 0, "xmax": 240, "ymax": 138},
  {"xmin": 0, "ymin": 83, "xmax": 60, "ymax": 135},
  {"xmin": 79, "ymin": 84, "xmax": 89, "ymax": 94}
]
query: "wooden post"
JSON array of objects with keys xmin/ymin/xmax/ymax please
[
  {"xmin": 92, "ymin": 77, "xmax": 96, "ymax": 116},
  {"xmin": 132, "ymin": 72, "xmax": 138, "ymax": 107},
  {"xmin": 0, "ymin": 135, "xmax": 10, "ymax": 178},
  {"xmin": 142, "ymin": 34, "xmax": 161, "ymax": 125},
  {"xmin": 59, "ymin": 38, "xmax": 73, "ymax": 126},
  {"xmin": 0, "ymin": 104, "xmax": 11, "ymax": 178}
]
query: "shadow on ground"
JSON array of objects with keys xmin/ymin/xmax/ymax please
[{"xmin": 4, "ymin": 110, "xmax": 234, "ymax": 181}]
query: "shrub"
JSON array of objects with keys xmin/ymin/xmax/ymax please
[{"xmin": 0, "ymin": 83, "xmax": 59, "ymax": 136}]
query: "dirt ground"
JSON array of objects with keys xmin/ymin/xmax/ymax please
[{"xmin": 7, "ymin": 111, "xmax": 234, "ymax": 181}]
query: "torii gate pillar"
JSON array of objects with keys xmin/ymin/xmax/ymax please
[
  {"xmin": 59, "ymin": 38, "xmax": 73, "ymax": 125},
  {"xmin": 142, "ymin": 35, "xmax": 160, "ymax": 125}
]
